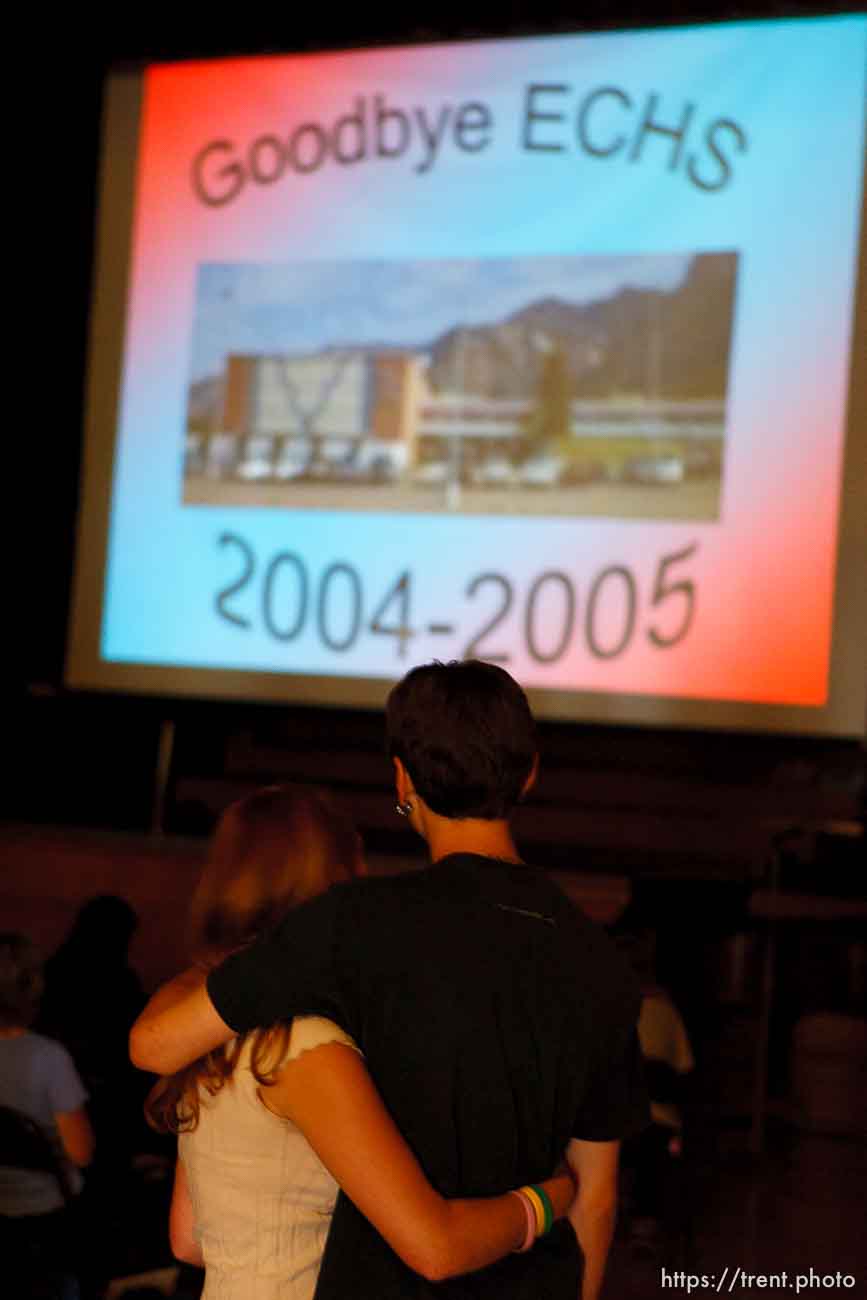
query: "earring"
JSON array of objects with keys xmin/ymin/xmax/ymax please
[{"xmin": 395, "ymin": 800, "xmax": 413, "ymax": 818}]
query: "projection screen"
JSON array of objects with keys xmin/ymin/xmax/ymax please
[{"xmin": 67, "ymin": 13, "xmax": 867, "ymax": 735}]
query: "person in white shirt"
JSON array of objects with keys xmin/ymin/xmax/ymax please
[{"xmin": 145, "ymin": 783, "xmax": 574, "ymax": 1300}]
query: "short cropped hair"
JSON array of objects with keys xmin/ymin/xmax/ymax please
[
  {"xmin": 385, "ymin": 660, "xmax": 537, "ymax": 820},
  {"xmin": 0, "ymin": 933, "xmax": 44, "ymax": 1028}
]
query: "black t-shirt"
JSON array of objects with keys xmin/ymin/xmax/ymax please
[{"xmin": 208, "ymin": 854, "xmax": 647, "ymax": 1299}]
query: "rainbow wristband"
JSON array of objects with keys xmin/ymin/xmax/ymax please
[
  {"xmin": 519, "ymin": 1184, "xmax": 546, "ymax": 1238},
  {"xmin": 528, "ymin": 1183, "xmax": 554, "ymax": 1236},
  {"xmin": 509, "ymin": 1190, "xmax": 536, "ymax": 1253}
]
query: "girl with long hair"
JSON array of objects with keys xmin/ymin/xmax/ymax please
[{"xmin": 146, "ymin": 784, "xmax": 573, "ymax": 1299}]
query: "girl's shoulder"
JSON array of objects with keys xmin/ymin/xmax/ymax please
[{"xmin": 284, "ymin": 1016, "xmax": 362, "ymax": 1064}]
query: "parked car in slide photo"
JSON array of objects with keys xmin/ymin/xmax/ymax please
[
  {"xmin": 414, "ymin": 460, "xmax": 451, "ymax": 485},
  {"xmin": 470, "ymin": 457, "xmax": 518, "ymax": 487},
  {"xmin": 519, "ymin": 454, "xmax": 563, "ymax": 487},
  {"xmin": 621, "ymin": 455, "xmax": 685, "ymax": 485}
]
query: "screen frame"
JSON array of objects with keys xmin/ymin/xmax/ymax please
[{"xmin": 66, "ymin": 25, "xmax": 867, "ymax": 738}]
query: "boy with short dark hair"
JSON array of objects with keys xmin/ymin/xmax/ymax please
[
  {"xmin": 386, "ymin": 659, "xmax": 538, "ymax": 820},
  {"xmin": 132, "ymin": 660, "xmax": 647, "ymax": 1300}
]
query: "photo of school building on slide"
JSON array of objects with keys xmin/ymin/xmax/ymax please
[{"xmin": 183, "ymin": 252, "xmax": 739, "ymax": 520}]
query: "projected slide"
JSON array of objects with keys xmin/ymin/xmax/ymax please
[{"xmin": 72, "ymin": 13, "xmax": 867, "ymax": 729}]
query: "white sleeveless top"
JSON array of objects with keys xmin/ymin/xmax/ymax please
[{"xmin": 178, "ymin": 1016, "xmax": 361, "ymax": 1300}]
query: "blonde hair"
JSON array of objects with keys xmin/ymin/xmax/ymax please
[{"xmin": 146, "ymin": 784, "xmax": 363, "ymax": 1133}]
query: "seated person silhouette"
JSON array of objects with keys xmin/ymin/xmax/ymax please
[
  {"xmin": 613, "ymin": 924, "xmax": 694, "ymax": 1254},
  {"xmin": 0, "ymin": 932, "xmax": 94, "ymax": 1298},
  {"xmin": 36, "ymin": 896, "xmax": 148, "ymax": 1175}
]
